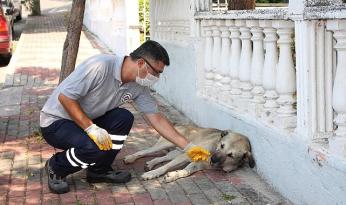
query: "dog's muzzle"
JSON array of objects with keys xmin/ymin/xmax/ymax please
[{"xmin": 210, "ymin": 153, "xmax": 225, "ymax": 167}]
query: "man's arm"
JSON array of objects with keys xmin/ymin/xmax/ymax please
[
  {"xmin": 58, "ymin": 93, "xmax": 93, "ymax": 130},
  {"xmin": 58, "ymin": 93, "xmax": 112, "ymax": 150},
  {"xmin": 144, "ymin": 113, "xmax": 189, "ymax": 149}
]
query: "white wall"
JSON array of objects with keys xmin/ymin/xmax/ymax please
[{"xmin": 84, "ymin": 0, "xmax": 140, "ymax": 56}]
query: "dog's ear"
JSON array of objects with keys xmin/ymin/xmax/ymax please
[
  {"xmin": 243, "ymin": 152, "xmax": 255, "ymax": 168},
  {"xmin": 220, "ymin": 130, "xmax": 228, "ymax": 138}
]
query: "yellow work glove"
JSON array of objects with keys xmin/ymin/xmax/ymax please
[
  {"xmin": 85, "ymin": 124, "xmax": 112, "ymax": 150},
  {"xmin": 183, "ymin": 142, "xmax": 211, "ymax": 162}
]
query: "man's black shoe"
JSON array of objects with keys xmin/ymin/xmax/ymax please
[
  {"xmin": 45, "ymin": 160, "xmax": 70, "ymax": 194},
  {"xmin": 86, "ymin": 170, "xmax": 131, "ymax": 183}
]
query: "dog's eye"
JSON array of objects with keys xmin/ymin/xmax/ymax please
[
  {"xmin": 220, "ymin": 144, "xmax": 224, "ymax": 149},
  {"xmin": 227, "ymin": 153, "xmax": 233, "ymax": 158}
]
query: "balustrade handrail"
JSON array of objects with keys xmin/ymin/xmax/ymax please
[
  {"xmin": 195, "ymin": 5, "xmax": 346, "ymax": 20},
  {"xmin": 194, "ymin": 8, "xmax": 289, "ymax": 20},
  {"xmin": 304, "ymin": 5, "xmax": 346, "ymax": 19}
]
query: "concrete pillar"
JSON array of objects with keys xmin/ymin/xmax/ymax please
[
  {"xmin": 327, "ymin": 20, "xmax": 346, "ymax": 158},
  {"xmin": 289, "ymin": 0, "xmax": 343, "ymax": 18}
]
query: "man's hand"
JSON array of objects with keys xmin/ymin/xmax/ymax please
[
  {"xmin": 85, "ymin": 124, "xmax": 112, "ymax": 150},
  {"xmin": 184, "ymin": 142, "xmax": 210, "ymax": 162}
]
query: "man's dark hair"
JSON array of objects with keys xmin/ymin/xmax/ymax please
[{"xmin": 130, "ymin": 40, "xmax": 170, "ymax": 66}]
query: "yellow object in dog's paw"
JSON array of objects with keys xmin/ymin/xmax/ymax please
[{"xmin": 187, "ymin": 146, "xmax": 211, "ymax": 162}]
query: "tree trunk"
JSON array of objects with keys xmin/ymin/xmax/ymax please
[
  {"xmin": 227, "ymin": 0, "xmax": 256, "ymax": 10},
  {"xmin": 31, "ymin": 0, "xmax": 41, "ymax": 15},
  {"xmin": 59, "ymin": 0, "xmax": 86, "ymax": 83}
]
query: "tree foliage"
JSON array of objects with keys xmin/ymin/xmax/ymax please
[
  {"xmin": 256, "ymin": 0, "xmax": 288, "ymax": 3},
  {"xmin": 139, "ymin": 0, "xmax": 150, "ymax": 41}
]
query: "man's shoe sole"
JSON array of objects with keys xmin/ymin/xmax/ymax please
[{"xmin": 47, "ymin": 185, "xmax": 70, "ymax": 194}]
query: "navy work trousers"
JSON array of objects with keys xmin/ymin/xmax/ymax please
[{"xmin": 40, "ymin": 108, "xmax": 134, "ymax": 177}]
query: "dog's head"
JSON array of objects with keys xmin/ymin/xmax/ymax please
[{"xmin": 210, "ymin": 131, "xmax": 255, "ymax": 172}]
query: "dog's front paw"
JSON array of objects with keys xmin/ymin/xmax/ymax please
[
  {"xmin": 144, "ymin": 161, "xmax": 155, "ymax": 171},
  {"xmin": 123, "ymin": 155, "xmax": 137, "ymax": 164},
  {"xmin": 141, "ymin": 170, "xmax": 160, "ymax": 180},
  {"xmin": 163, "ymin": 171, "xmax": 179, "ymax": 183},
  {"xmin": 163, "ymin": 170, "xmax": 188, "ymax": 183}
]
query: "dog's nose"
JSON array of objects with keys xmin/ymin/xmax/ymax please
[{"xmin": 211, "ymin": 155, "xmax": 219, "ymax": 164}]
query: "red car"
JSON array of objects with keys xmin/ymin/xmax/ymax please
[{"xmin": 0, "ymin": 1, "xmax": 13, "ymax": 59}]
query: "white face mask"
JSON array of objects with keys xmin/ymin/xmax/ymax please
[{"xmin": 135, "ymin": 64, "xmax": 159, "ymax": 87}]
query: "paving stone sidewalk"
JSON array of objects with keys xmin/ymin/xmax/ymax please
[{"xmin": 0, "ymin": 1, "xmax": 292, "ymax": 205}]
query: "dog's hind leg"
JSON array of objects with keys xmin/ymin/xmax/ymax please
[
  {"xmin": 124, "ymin": 141, "xmax": 174, "ymax": 164},
  {"xmin": 145, "ymin": 150, "xmax": 182, "ymax": 171},
  {"xmin": 163, "ymin": 162, "xmax": 209, "ymax": 183},
  {"xmin": 141, "ymin": 154, "xmax": 189, "ymax": 180}
]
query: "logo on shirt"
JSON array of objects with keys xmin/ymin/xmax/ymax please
[{"xmin": 121, "ymin": 93, "xmax": 133, "ymax": 103}]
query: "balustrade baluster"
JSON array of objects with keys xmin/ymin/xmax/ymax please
[
  {"xmin": 248, "ymin": 20, "xmax": 265, "ymax": 116},
  {"xmin": 211, "ymin": 20, "xmax": 222, "ymax": 98},
  {"xmin": 273, "ymin": 21, "xmax": 296, "ymax": 129},
  {"xmin": 202, "ymin": 20, "xmax": 214, "ymax": 96},
  {"xmin": 229, "ymin": 20, "xmax": 242, "ymax": 103},
  {"xmin": 218, "ymin": 20, "xmax": 232, "ymax": 104},
  {"xmin": 260, "ymin": 20, "xmax": 279, "ymax": 123},
  {"xmin": 238, "ymin": 21, "xmax": 253, "ymax": 109}
]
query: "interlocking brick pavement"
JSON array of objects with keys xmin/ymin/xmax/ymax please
[{"xmin": 0, "ymin": 0, "xmax": 292, "ymax": 204}]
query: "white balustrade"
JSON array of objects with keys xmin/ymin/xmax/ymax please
[
  {"xmin": 238, "ymin": 21, "xmax": 253, "ymax": 108},
  {"xmin": 197, "ymin": 16, "xmax": 346, "ymax": 147},
  {"xmin": 260, "ymin": 20, "xmax": 279, "ymax": 123},
  {"xmin": 199, "ymin": 18, "xmax": 297, "ymax": 129},
  {"xmin": 202, "ymin": 20, "xmax": 214, "ymax": 96},
  {"xmin": 248, "ymin": 20, "xmax": 265, "ymax": 116},
  {"xmin": 327, "ymin": 20, "xmax": 346, "ymax": 158},
  {"xmin": 273, "ymin": 21, "xmax": 296, "ymax": 129},
  {"xmin": 229, "ymin": 20, "xmax": 242, "ymax": 100}
]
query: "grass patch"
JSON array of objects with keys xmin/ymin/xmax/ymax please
[
  {"xmin": 75, "ymin": 200, "xmax": 89, "ymax": 205},
  {"xmin": 222, "ymin": 193, "xmax": 237, "ymax": 202}
]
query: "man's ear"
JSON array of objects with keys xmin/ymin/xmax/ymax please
[
  {"xmin": 137, "ymin": 58, "xmax": 145, "ymax": 66},
  {"xmin": 243, "ymin": 152, "xmax": 255, "ymax": 168},
  {"xmin": 221, "ymin": 131, "xmax": 228, "ymax": 138}
]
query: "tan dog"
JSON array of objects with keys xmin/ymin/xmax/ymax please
[{"xmin": 124, "ymin": 125, "xmax": 255, "ymax": 182}]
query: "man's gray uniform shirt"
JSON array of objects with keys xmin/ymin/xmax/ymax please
[{"xmin": 40, "ymin": 54, "xmax": 158, "ymax": 127}]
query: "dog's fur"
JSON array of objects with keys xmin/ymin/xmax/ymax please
[{"xmin": 124, "ymin": 125, "xmax": 255, "ymax": 182}]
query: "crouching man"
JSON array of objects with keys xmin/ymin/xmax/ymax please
[{"xmin": 40, "ymin": 40, "xmax": 210, "ymax": 194}]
